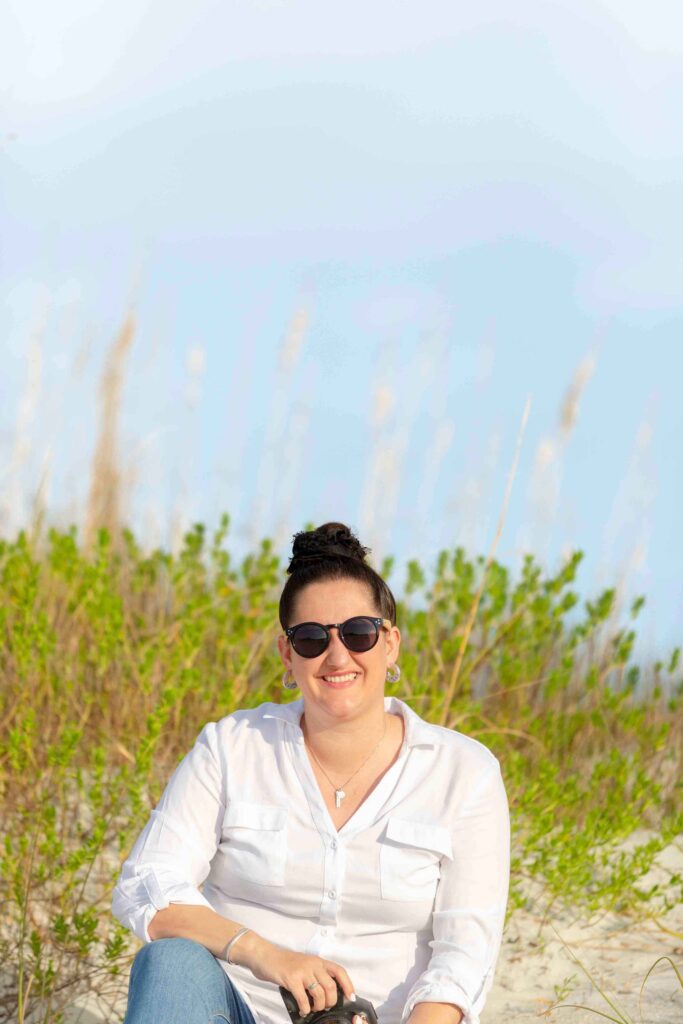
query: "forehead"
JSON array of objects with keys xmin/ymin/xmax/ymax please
[{"xmin": 291, "ymin": 577, "xmax": 377, "ymax": 624}]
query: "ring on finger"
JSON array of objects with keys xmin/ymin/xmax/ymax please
[{"xmin": 306, "ymin": 981, "xmax": 319, "ymax": 992}]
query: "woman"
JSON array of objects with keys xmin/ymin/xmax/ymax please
[{"xmin": 112, "ymin": 522, "xmax": 510, "ymax": 1024}]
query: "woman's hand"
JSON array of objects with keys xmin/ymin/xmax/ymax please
[{"xmin": 236, "ymin": 933, "xmax": 357, "ymax": 1019}]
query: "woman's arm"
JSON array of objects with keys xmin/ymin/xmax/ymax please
[
  {"xmin": 400, "ymin": 761, "xmax": 510, "ymax": 1024},
  {"xmin": 111, "ymin": 725, "xmax": 357, "ymax": 1019},
  {"xmin": 407, "ymin": 1002, "xmax": 463, "ymax": 1024},
  {"xmin": 147, "ymin": 903, "xmax": 257, "ymax": 957},
  {"xmin": 147, "ymin": 902, "xmax": 357, "ymax": 1019},
  {"xmin": 111, "ymin": 722, "xmax": 226, "ymax": 943}
]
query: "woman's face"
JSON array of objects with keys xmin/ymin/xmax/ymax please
[{"xmin": 277, "ymin": 577, "xmax": 401, "ymax": 724}]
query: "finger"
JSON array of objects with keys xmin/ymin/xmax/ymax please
[
  {"xmin": 291, "ymin": 981, "xmax": 312, "ymax": 1019},
  {"xmin": 325, "ymin": 962, "xmax": 355, "ymax": 1002},
  {"xmin": 318, "ymin": 974, "xmax": 339, "ymax": 1009},
  {"xmin": 307, "ymin": 977, "xmax": 327, "ymax": 1013}
]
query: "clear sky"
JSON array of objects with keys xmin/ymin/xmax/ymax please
[{"xmin": 2, "ymin": 0, "xmax": 682, "ymax": 666}]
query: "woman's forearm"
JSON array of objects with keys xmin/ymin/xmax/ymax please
[
  {"xmin": 150, "ymin": 904, "xmax": 362, "ymax": 1013},
  {"xmin": 408, "ymin": 1002, "xmax": 464, "ymax": 1024},
  {"xmin": 147, "ymin": 903, "xmax": 263, "ymax": 965}
]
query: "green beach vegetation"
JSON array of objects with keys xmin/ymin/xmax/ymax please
[{"xmin": 1, "ymin": 514, "xmax": 681, "ymax": 1023}]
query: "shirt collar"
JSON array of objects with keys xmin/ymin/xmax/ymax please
[{"xmin": 262, "ymin": 695, "xmax": 446, "ymax": 748}]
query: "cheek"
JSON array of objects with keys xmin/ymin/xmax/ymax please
[
  {"xmin": 301, "ymin": 660, "xmax": 325, "ymax": 680},
  {"xmin": 367, "ymin": 649, "xmax": 388, "ymax": 677}
]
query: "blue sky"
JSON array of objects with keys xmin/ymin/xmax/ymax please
[{"xmin": 2, "ymin": 0, "xmax": 682, "ymax": 666}]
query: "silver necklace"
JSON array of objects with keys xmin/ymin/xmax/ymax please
[{"xmin": 302, "ymin": 715, "xmax": 388, "ymax": 808}]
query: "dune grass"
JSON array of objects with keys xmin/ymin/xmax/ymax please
[
  {"xmin": 544, "ymin": 924, "xmax": 683, "ymax": 1023},
  {"xmin": 0, "ymin": 516, "xmax": 681, "ymax": 1022}
]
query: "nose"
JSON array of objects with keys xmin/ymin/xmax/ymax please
[{"xmin": 321, "ymin": 626, "xmax": 351, "ymax": 667}]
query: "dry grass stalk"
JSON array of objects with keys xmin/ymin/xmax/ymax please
[
  {"xmin": 2, "ymin": 329, "xmax": 43, "ymax": 538},
  {"xmin": 359, "ymin": 381, "xmax": 395, "ymax": 539},
  {"xmin": 28, "ymin": 448, "xmax": 52, "ymax": 548},
  {"xmin": 84, "ymin": 313, "xmax": 135, "ymax": 551},
  {"xmin": 248, "ymin": 307, "xmax": 309, "ymax": 547},
  {"xmin": 525, "ymin": 349, "xmax": 597, "ymax": 562},
  {"xmin": 440, "ymin": 393, "xmax": 532, "ymax": 726},
  {"xmin": 416, "ymin": 418, "xmax": 455, "ymax": 528},
  {"xmin": 560, "ymin": 351, "xmax": 597, "ymax": 438},
  {"xmin": 362, "ymin": 335, "xmax": 443, "ymax": 555},
  {"xmin": 279, "ymin": 307, "xmax": 308, "ymax": 373},
  {"xmin": 274, "ymin": 401, "xmax": 311, "ymax": 546}
]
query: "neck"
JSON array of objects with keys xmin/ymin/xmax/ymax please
[{"xmin": 300, "ymin": 705, "xmax": 389, "ymax": 776}]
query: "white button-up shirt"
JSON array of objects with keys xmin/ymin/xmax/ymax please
[{"xmin": 111, "ymin": 696, "xmax": 510, "ymax": 1024}]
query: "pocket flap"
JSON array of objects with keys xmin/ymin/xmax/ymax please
[
  {"xmin": 224, "ymin": 801, "xmax": 288, "ymax": 830},
  {"xmin": 385, "ymin": 817, "xmax": 453, "ymax": 859}
]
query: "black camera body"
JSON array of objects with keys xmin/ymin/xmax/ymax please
[{"xmin": 279, "ymin": 981, "xmax": 378, "ymax": 1024}]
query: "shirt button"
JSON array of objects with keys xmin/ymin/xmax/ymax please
[
  {"xmin": 328, "ymin": 890, "xmax": 336, "ymax": 899},
  {"xmin": 330, "ymin": 839, "xmax": 338, "ymax": 850}
]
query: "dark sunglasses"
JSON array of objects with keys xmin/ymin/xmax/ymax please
[{"xmin": 284, "ymin": 616, "xmax": 392, "ymax": 659}]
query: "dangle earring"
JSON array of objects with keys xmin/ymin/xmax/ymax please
[
  {"xmin": 282, "ymin": 669, "xmax": 298, "ymax": 690},
  {"xmin": 386, "ymin": 663, "xmax": 401, "ymax": 683}
]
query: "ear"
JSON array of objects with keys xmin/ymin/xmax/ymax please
[
  {"xmin": 278, "ymin": 633, "xmax": 293, "ymax": 670},
  {"xmin": 385, "ymin": 625, "xmax": 401, "ymax": 665}
]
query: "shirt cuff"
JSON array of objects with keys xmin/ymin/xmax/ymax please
[
  {"xmin": 401, "ymin": 984, "xmax": 475, "ymax": 1024},
  {"xmin": 111, "ymin": 865, "xmax": 214, "ymax": 944}
]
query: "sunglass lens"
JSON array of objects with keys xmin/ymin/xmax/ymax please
[
  {"xmin": 341, "ymin": 617, "xmax": 378, "ymax": 652},
  {"xmin": 292, "ymin": 623, "xmax": 328, "ymax": 658}
]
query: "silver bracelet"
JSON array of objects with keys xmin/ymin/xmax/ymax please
[{"xmin": 223, "ymin": 926, "xmax": 251, "ymax": 965}]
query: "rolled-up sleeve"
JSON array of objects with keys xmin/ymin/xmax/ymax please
[
  {"xmin": 400, "ymin": 762, "xmax": 510, "ymax": 1024},
  {"xmin": 111, "ymin": 722, "xmax": 224, "ymax": 943}
]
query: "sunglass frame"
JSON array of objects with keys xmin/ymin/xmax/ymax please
[{"xmin": 284, "ymin": 616, "xmax": 392, "ymax": 658}]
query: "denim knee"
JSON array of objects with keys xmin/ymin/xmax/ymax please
[
  {"xmin": 130, "ymin": 937, "xmax": 226, "ymax": 999},
  {"xmin": 133, "ymin": 937, "xmax": 215, "ymax": 971},
  {"xmin": 125, "ymin": 937, "xmax": 255, "ymax": 1024}
]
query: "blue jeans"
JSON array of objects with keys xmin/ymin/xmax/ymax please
[{"xmin": 124, "ymin": 937, "xmax": 258, "ymax": 1024}]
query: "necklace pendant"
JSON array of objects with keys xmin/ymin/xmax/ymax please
[{"xmin": 335, "ymin": 789, "xmax": 345, "ymax": 808}]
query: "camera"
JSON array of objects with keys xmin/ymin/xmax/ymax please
[{"xmin": 279, "ymin": 981, "xmax": 378, "ymax": 1023}]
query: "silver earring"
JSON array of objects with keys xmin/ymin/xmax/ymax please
[
  {"xmin": 386, "ymin": 663, "xmax": 401, "ymax": 683},
  {"xmin": 282, "ymin": 669, "xmax": 298, "ymax": 690}
]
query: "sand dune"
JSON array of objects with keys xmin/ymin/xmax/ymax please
[{"xmin": 484, "ymin": 831, "xmax": 683, "ymax": 1023}]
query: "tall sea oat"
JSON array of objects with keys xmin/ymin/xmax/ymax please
[
  {"xmin": 249, "ymin": 306, "xmax": 309, "ymax": 547},
  {"xmin": 2, "ymin": 324, "xmax": 44, "ymax": 538},
  {"xmin": 441, "ymin": 393, "xmax": 532, "ymax": 723},
  {"xmin": 526, "ymin": 349, "xmax": 597, "ymax": 561},
  {"xmin": 84, "ymin": 314, "xmax": 135, "ymax": 550}
]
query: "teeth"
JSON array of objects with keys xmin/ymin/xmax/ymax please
[{"xmin": 323, "ymin": 673, "xmax": 358, "ymax": 683}]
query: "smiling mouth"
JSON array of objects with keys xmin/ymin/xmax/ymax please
[{"xmin": 321, "ymin": 672, "xmax": 359, "ymax": 685}]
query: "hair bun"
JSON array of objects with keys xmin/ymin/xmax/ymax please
[{"xmin": 287, "ymin": 522, "xmax": 369, "ymax": 574}]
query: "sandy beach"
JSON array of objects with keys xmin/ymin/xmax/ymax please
[
  {"xmin": 484, "ymin": 830, "xmax": 683, "ymax": 1024},
  {"xmin": 484, "ymin": 903, "xmax": 683, "ymax": 1023}
]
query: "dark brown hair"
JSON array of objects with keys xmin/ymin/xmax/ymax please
[{"xmin": 279, "ymin": 522, "xmax": 397, "ymax": 628}]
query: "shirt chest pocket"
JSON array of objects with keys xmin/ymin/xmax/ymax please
[
  {"xmin": 221, "ymin": 801, "xmax": 289, "ymax": 886},
  {"xmin": 380, "ymin": 817, "xmax": 453, "ymax": 902}
]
